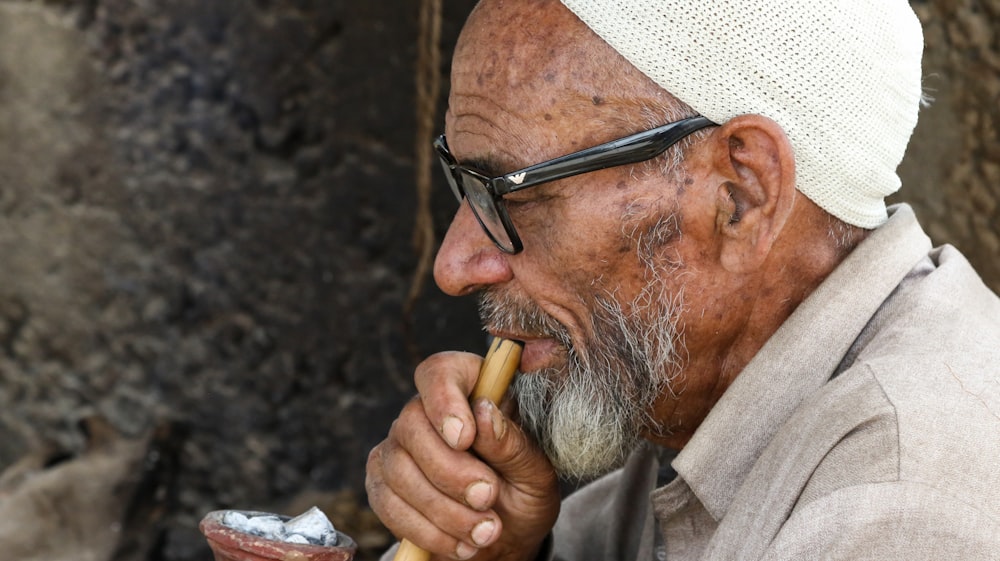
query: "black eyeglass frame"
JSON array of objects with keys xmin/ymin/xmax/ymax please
[{"xmin": 434, "ymin": 115, "xmax": 716, "ymax": 254}]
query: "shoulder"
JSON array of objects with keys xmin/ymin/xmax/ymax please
[
  {"xmin": 801, "ymin": 239, "xmax": 1000, "ymax": 509},
  {"xmin": 795, "ymin": 352, "xmax": 1000, "ymax": 508},
  {"xmin": 763, "ymin": 360, "xmax": 1000, "ymax": 559},
  {"xmin": 763, "ymin": 480, "xmax": 1000, "ymax": 561}
]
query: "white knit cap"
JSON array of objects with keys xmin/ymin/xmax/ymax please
[{"xmin": 559, "ymin": 0, "xmax": 924, "ymax": 228}]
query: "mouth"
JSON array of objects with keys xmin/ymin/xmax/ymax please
[{"xmin": 489, "ymin": 332, "xmax": 564, "ymax": 373}]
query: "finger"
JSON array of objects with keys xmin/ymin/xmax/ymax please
[
  {"xmin": 366, "ymin": 460, "xmax": 481, "ymax": 560},
  {"xmin": 366, "ymin": 441, "xmax": 501, "ymax": 559},
  {"xmin": 466, "ymin": 399, "xmax": 561, "ymax": 555},
  {"xmin": 471, "ymin": 398, "xmax": 559, "ymax": 504},
  {"xmin": 389, "ymin": 400, "xmax": 501, "ymax": 511},
  {"xmin": 414, "ymin": 351, "xmax": 485, "ymax": 451}
]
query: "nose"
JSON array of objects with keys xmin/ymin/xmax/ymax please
[{"xmin": 433, "ymin": 202, "xmax": 514, "ymax": 296}]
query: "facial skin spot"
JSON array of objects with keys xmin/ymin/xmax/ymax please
[
  {"xmin": 676, "ymin": 177, "xmax": 694, "ymax": 197},
  {"xmin": 592, "ymin": 95, "xmax": 604, "ymax": 106},
  {"xmin": 544, "ymin": 113, "xmax": 553, "ymax": 121},
  {"xmin": 614, "ymin": 240, "xmax": 634, "ymax": 256}
]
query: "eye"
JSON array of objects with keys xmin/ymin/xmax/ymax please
[{"xmin": 502, "ymin": 191, "xmax": 551, "ymax": 210}]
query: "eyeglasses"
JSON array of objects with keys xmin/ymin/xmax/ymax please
[{"xmin": 434, "ymin": 115, "xmax": 715, "ymax": 254}]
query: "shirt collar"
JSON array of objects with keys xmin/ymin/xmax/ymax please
[{"xmin": 670, "ymin": 204, "xmax": 932, "ymax": 520}]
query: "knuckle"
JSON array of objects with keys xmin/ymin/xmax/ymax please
[
  {"xmin": 414, "ymin": 352, "xmax": 450, "ymax": 381},
  {"xmin": 366, "ymin": 443, "xmax": 383, "ymax": 467},
  {"xmin": 363, "ymin": 475, "xmax": 384, "ymax": 512},
  {"xmin": 397, "ymin": 397, "xmax": 425, "ymax": 424},
  {"xmin": 416, "ymin": 351, "xmax": 481, "ymax": 383},
  {"xmin": 363, "ymin": 476, "xmax": 378, "ymax": 501}
]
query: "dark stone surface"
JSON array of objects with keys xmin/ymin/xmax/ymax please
[{"xmin": 0, "ymin": 1, "xmax": 480, "ymax": 559}]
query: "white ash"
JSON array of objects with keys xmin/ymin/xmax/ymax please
[{"xmin": 222, "ymin": 507, "xmax": 339, "ymax": 547}]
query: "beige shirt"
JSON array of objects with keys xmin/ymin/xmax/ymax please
[{"xmin": 549, "ymin": 204, "xmax": 1000, "ymax": 560}]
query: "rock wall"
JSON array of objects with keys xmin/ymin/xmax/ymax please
[
  {"xmin": 0, "ymin": 1, "xmax": 996, "ymax": 561},
  {"xmin": 0, "ymin": 1, "xmax": 480, "ymax": 559},
  {"xmin": 897, "ymin": 0, "xmax": 1000, "ymax": 291}
]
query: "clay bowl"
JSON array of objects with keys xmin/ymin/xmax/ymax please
[{"xmin": 199, "ymin": 510, "xmax": 357, "ymax": 561}]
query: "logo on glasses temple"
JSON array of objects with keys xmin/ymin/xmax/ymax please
[{"xmin": 508, "ymin": 172, "xmax": 527, "ymax": 185}]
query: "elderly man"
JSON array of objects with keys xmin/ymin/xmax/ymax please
[{"xmin": 366, "ymin": 0, "xmax": 1000, "ymax": 560}]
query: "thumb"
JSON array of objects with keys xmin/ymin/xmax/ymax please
[
  {"xmin": 470, "ymin": 398, "xmax": 556, "ymax": 494},
  {"xmin": 469, "ymin": 397, "xmax": 560, "ymax": 555}
]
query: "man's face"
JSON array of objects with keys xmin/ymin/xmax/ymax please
[
  {"xmin": 479, "ymin": 227, "xmax": 689, "ymax": 479},
  {"xmin": 433, "ymin": 0, "xmax": 727, "ymax": 476}
]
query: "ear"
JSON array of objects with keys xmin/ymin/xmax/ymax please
[{"xmin": 708, "ymin": 114, "xmax": 797, "ymax": 273}]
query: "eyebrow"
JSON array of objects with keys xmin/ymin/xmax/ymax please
[{"xmin": 457, "ymin": 155, "xmax": 512, "ymax": 179}]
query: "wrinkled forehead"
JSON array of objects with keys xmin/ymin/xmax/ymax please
[{"xmin": 451, "ymin": 0, "xmax": 670, "ymax": 119}]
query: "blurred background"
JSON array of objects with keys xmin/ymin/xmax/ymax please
[{"xmin": 0, "ymin": 1, "xmax": 996, "ymax": 560}]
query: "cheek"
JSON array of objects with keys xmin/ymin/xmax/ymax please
[
  {"xmin": 514, "ymin": 175, "xmax": 684, "ymax": 281},
  {"xmin": 566, "ymin": 194, "xmax": 669, "ymax": 288},
  {"xmin": 563, "ymin": 200, "xmax": 631, "ymax": 261}
]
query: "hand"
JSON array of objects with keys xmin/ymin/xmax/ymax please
[{"xmin": 366, "ymin": 351, "xmax": 560, "ymax": 560}]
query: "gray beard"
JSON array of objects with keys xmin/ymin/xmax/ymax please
[{"xmin": 478, "ymin": 274, "xmax": 686, "ymax": 481}]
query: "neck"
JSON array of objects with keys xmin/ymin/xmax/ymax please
[{"xmin": 648, "ymin": 206, "xmax": 859, "ymax": 450}]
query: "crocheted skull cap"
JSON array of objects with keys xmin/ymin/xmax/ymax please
[{"xmin": 559, "ymin": 0, "xmax": 924, "ymax": 228}]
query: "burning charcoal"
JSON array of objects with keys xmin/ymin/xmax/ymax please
[
  {"xmin": 221, "ymin": 511, "xmax": 252, "ymax": 532},
  {"xmin": 222, "ymin": 511, "xmax": 287, "ymax": 541},
  {"xmin": 285, "ymin": 506, "xmax": 339, "ymax": 546},
  {"xmin": 202, "ymin": 508, "xmax": 356, "ymax": 561},
  {"xmin": 245, "ymin": 515, "xmax": 288, "ymax": 540},
  {"xmin": 220, "ymin": 507, "xmax": 337, "ymax": 546}
]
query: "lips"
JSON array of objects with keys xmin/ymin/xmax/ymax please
[{"xmin": 490, "ymin": 335, "xmax": 562, "ymax": 372}]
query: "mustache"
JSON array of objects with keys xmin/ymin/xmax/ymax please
[{"xmin": 477, "ymin": 288, "xmax": 572, "ymax": 348}]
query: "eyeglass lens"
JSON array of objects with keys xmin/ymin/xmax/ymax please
[{"xmin": 459, "ymin": 173, "xmax": 514, "ymax": 252}]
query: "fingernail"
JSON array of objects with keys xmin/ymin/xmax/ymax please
[
  {"xmin": 442, "ymin": 416, "xmax": 463, "ymax": 448},
  {"xmin": 455, "ymin": 542, "xmax": 477, "ymax": 560},
  {"xmin": 488, "ymin": 402, "xmax": 507, "ymax": 441},
  {"xmin": 464, "ymin": 480, "xmax": 492, "ymax": 511},
  {"xmin": 471, "ymin": 519, "xmax": 497, "ymax": 547}
]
